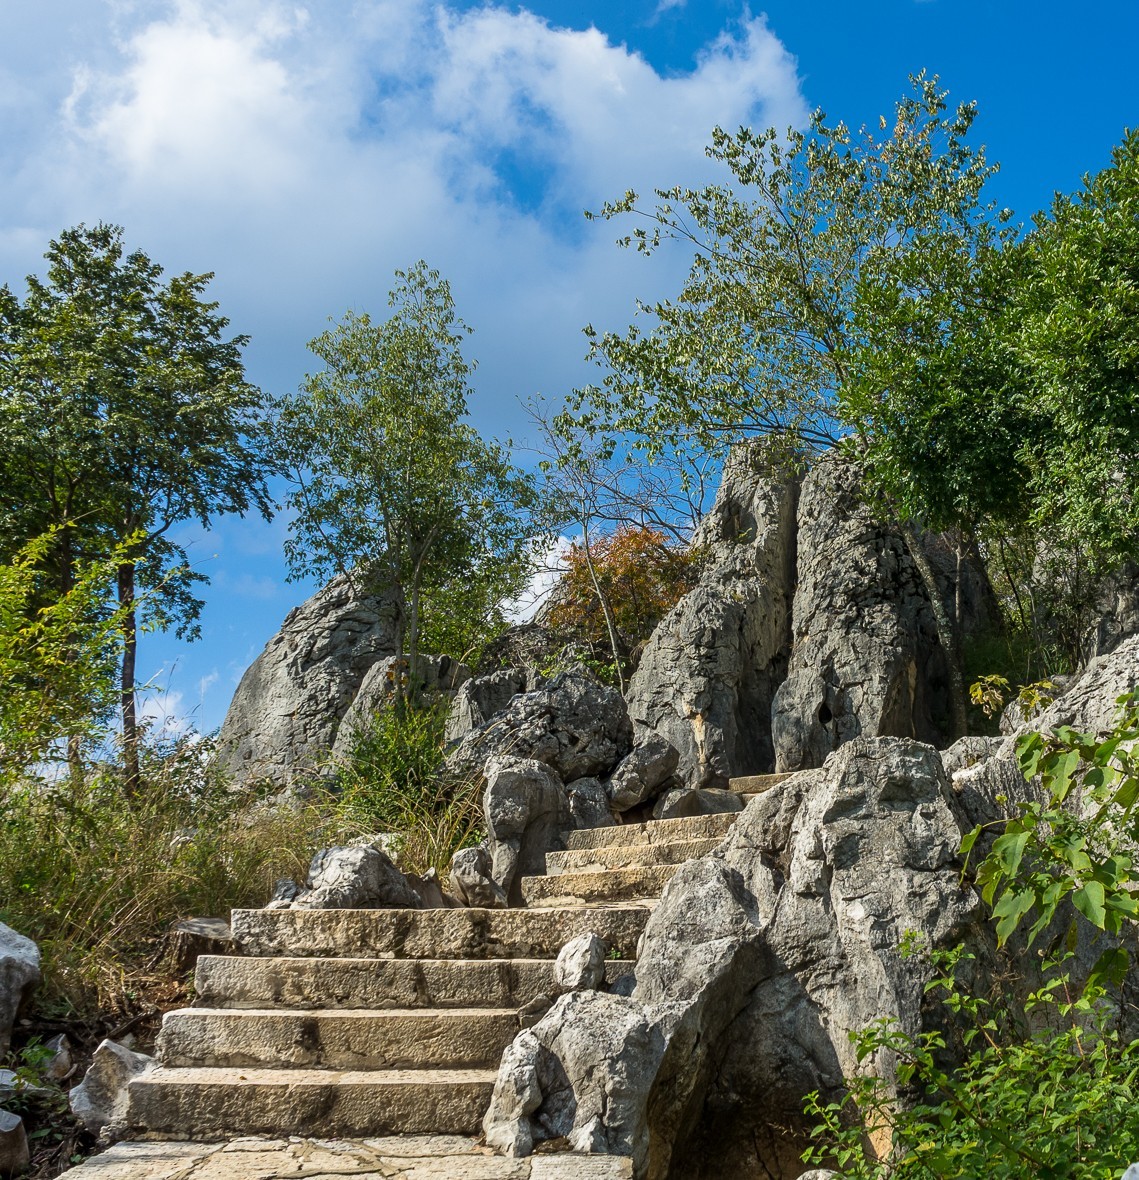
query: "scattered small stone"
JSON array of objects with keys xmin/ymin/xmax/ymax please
[
  {"xmin": 554, "ymin": 933, "xmax": 607, "ymax": 993},
  {"xmin": 0, "ymin": 1108, "xmax": 29, "ymax": 1177}
]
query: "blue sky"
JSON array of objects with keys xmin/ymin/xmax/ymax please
[{"xmin": 1, "ymin": 0, "xmax": 1136, "ymax": 735}]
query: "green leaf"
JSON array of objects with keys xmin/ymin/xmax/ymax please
[{"xmin": 1072, "ymin": 880, "xmax": 1107, "ymax": 929}]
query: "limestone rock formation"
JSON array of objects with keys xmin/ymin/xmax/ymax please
[
  {"xmin": 554, "ymin": 933, "xmax": 607, "ymax": 993},
  {"xmin": 217, "ymin": 574, "xmax": 400, "ymax": 785},
  {"xmin": 483, "ymin": 758, "xmax": 573, "ymax": 906},
  {"xmin": 449, "ymin": 845, "xmax": 509, "ymax": 909},
  {"xmin": 447, "ymin": 671, "xmax": 633, "ymax": 785},
  {"xmin": 484, "ymin": 736, "xmax": 979, "ymax": 1178},
  {"xmin": 626, "ymin": 443, "xmax": 799, "ymax": 788},
  {"xmin": 0, "ymin": 1108, "xmax": 29, "ymax": 1176},
  {"xmin": 1088, "ymin": 561, "xmax": 1139, "ymax": 659},
  {"xmin": 606, "ymin": 734, "xmax": 680, "ymax": 812},
  {"xmin": 331, "ymin": 654, "xmax": 472, "ymax": 759},
  {"xmin": 290, "ymin": 846, "xmax": 423, "ymax": 910},
  {"xmin": 445, "ymin": 668, "xmax": 531, "ymax": 744},
  {"xmin": 0, "ymin": 922, "xmax": 39, "ymax": 1058},
  {"xmin": 70, "ymin": 1039, "xmax": 155, "ymax": 1142},
  {"xmin": 772, "ymin": 459, "xmax": 984, "ymax": 773}
]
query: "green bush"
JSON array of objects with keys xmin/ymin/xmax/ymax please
[
  {"xmin": 0, "ymin": 735, "xmax": 330, "ymax": 1019},
  {"xmin": 331, "ymin": 698, "xmax": 482, "ymax": 877}
]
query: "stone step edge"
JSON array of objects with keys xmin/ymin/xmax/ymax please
[
  {"xmin": 565, "ymin": 810, "xmax": 738, "ymax": 851},
  {"xmin": 545, "ymin": 836, "xmax": 723, "ymax": 873},
  {"xmin": 132, "ymin": 1065, "xmax": 499, "ymax": 1086},
  {"xmin": 725, "ymin": 772, "xmax": 793, "ymax": 794},
  {"xmin": 522, "ymin": 864, "xmax": 677, "ymax": 905}
]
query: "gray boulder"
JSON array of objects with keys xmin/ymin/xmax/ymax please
[
  {"xmin": 448, "ymin": 671, "xmax": 633, "ymax": 785},
  {"xmin": 217, "ymin": 574, "xmax": 400, "ymax": 785},
  {"xmin": 449, "ymin": 845, "xmax": 509, "ymax": 909},
  {"xmin": 0, "ymin": 922, "xmax": 39, "ymax": 1057},
  {"xmin": 0, "ymin": 1109, "xmax": 28, "ymax": 1176},
  {"xmin": 445, "ymin": 667, "xmax": 531, "ymax": 744},
  {"xmin": 606, "ymin": 734, "xmax": 680, "ymax": 812},
  {"xmin": 565, "ymin": 777, "xmax": 616, "ymax": 830},
  {"xmin": 483, "ymin": 758, "xmax": 572, "ymax": 906},
  {"xmin": 771, "ymin": 458, "xmax": 990, "ymax": 773},
  {"xmin": 626, "ymin": 442, "xmax": 800, "ymax": 788},
  {"xmin": 290, "ymin": 845, "xmax": 422, "ymax": 910},
  {"xmin": 554, "ymin": 933, "xmax": 607, "ymax": 993},
  {"xmin": 69, "ymin": 1039, "xmax": 154, "ymax": 1142},
  {"xmin": 1087, "ymin": 560, "xmax": 1139, "ymax": 659}
]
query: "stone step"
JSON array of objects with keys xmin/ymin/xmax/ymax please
[
  {"xmin": 565, "ymin": 811, "xmax": 739, "ymax": 852},
  {"xmin": 194, "ymin": 955, "xmax": 635, "ymax": 1010},
  {"xmin": 726, "ymin": 772, "xmax": 793, "ymax": 794},
  {"xmin": 522, "ymin": 865, "xmax": 676, "ymax": 907},
  {"xmin": 127, "ymin": 1066, "xmax": 496, "ymax": 1139},
  {"xmin": 159, "ymin": 1007, "xmax": 519, "ymax": 1071},
  {"xmin": 230, "ymin": 904, "xmax": 650, "ymax": 961},
  {"xmin": 60, "ymin": 1136, "xmax": 635, "ymax": 1178},
  {"xmin": 545, "ymin": 837, "xmax": 722, "ymax": 875}
]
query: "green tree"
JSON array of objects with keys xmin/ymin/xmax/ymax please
[
  {"xmin": 277, "ymin": 262, "xmax": 541, "ymax": 695},
  {"xmin": 566, "ymin": 76, "xmax": 1004, "ymax": 735},
  {"xmin": 0, "ymin": 532, "xmax": 126, "ymax": 793},
  {"xmin": 0, "ymin": 224, "xmax": 275, "ymax": 793}
]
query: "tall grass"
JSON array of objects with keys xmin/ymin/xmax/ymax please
[
  {"xmin": 331, "ymin": 696, "xmax": 483, "ymax": 877},
  {"xmin": 0, "ymin": 736, "xmax": 332, "ymax": 1019}
]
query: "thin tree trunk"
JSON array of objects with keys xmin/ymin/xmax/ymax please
[
  {"xmin": 118, "ymin": 561, "xmax": 141, "ymax": 796},
  {"xmin": 58, "ymin": 527, "xmax": 85, "ymax": 794},
  {"xmin": 901, "ymin": 522, "xmax": 968, "ymax": 740},
  {"xmin": 581, "ymin": 522, "xmax": 625, "ymax": 695}
]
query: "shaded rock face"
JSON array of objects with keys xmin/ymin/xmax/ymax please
[
  {"xmin": 447, "ymin": 671, "xmax": 633, "ymax": 786},
  {"xmin": 484, "ymin": 736, "xmax": 980, "ymax": 1179},
  {"xmin": 484, "ymin": 638, "xmax": 1139, "ymax": 1180},
  {"xmin": 0, "ymin": 922, "xmax": 40, "ymax": 1058},
  {"xmin": 445, "ymin": 668, "xmax": 531, "ymax": 745},
  {"xmin": 1088, "ymin": 561, "xmax": 1139, "ymax": 660},
  {"xmin": 773, "ymin": 459, "xmax": 966, "ymax": 773},
  {"xmin": 626, "ymin": 444, "xmax": 800, "ymax": 788},
  {"xmin": 330, "ymin": 653, "xmax": 471, "ymax": 760},
  {"xmin": 217, "ymin": 574, "xmax": 400, "ymax": 784}
]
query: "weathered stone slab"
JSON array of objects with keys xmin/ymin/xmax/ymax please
[
  {"xmin": 193, "ymin": 956, "xmax": 634, "ymax": 1011},
  {"xmin": 564, "ymin": 812, "xmax": 738, "ymax": 852},
  {"xmin": 126, "ymin": 1067, "xmax": 496, "ymax": 1138},
  {"xmin": 545, "ymin": 838, "xmax": 724, "ymax": 875},
  {"xmin": 58, "ymin": 1136, "xmax": 633, "ymax": 1179},
  {"xmin": 521, "ymin": 867, "xmax": 677, "ymax": 907},
  {"xmin": 159, "ymin": 1007, "xmax": 520, "ymax": 1070},
  {"xmin": 230, "ymin": 905, "xmax": 650, "ymax": 962}
]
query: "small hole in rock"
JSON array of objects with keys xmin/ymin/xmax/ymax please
[{"xmin": 818, "ymin": 702, "xmax": 833, "ymax": 725}]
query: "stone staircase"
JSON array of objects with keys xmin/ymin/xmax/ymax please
[{"xmin": 92, "ymin": 776, "xmax": 786, "ymax": 1176}]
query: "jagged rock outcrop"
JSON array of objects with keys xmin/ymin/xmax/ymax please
[
  {"xmin": 70, "ymin": 1039, "xmax": 155, "ymax": 1143},
  {"xmin": 0, "ymin": 922, "xmax": 40, "ymax": 1058},
  {"xmin": 485, "ymin": 637, "xmax": 1139, "ymax": 1179},
  {"xmin": 447, "ymin": 671, "xmax": 633, "ymax": 785},
  {"xmin": 217, "ymin": 574, "xmax": 400, "ymax": 784},
  {"xmin": 445, "ymin": 668, "xmax": 532, "ymax": 745},
  {"xmin": 483, "ymin": 758, "xmax": 573, "ymax": 906},
  {"xmin": 288, "ymin": 845, "xmax": 423, "ymax": 911},
  {"xmin": 772, "ymin": 459, "xmax": 986, "ymax": 773},
  {"xmin": 484, "ymin": 736, "xmax": 980, "ymax": 1178},
  {"xmin": 626, "ymin": 443, "xmax": 800, "ymax": 788},
  {"xmin": 330, "ymin": 653, "xmax": 472, "ymax": 759},
  {"xmin": 1088, "ymin": 561, "xmax": 1139, "ymax": 659}
]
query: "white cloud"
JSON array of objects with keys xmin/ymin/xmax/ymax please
[{"xmin": 506, "ymin": 534, "xmax": 574, "ymax": 623}]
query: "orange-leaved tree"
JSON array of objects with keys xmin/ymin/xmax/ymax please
[{"xmin": 547, "ymin": 526, "xmax": 699, "ymax": 685}]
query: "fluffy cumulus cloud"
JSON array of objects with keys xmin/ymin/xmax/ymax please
[
  {"xmin": 0, "ymin": 0, "xmax": 806, "ymax": 729},
  {"xmin": 1, "ymin": 0, "xmax": 806, "ymax": 425}
]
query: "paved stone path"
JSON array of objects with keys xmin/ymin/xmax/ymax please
[{"xmin": 64, "ymin": 776, "xmax": 787, "ymax": 1178}]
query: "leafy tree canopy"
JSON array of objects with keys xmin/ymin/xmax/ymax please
[{"xmin": 277, "ymin": 262, "xmax": 543, "ymax": 682}]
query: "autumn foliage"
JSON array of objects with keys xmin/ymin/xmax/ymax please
[{"xmin": 546, "ymin": 526, "xmax": 699, "ymax": 667}]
